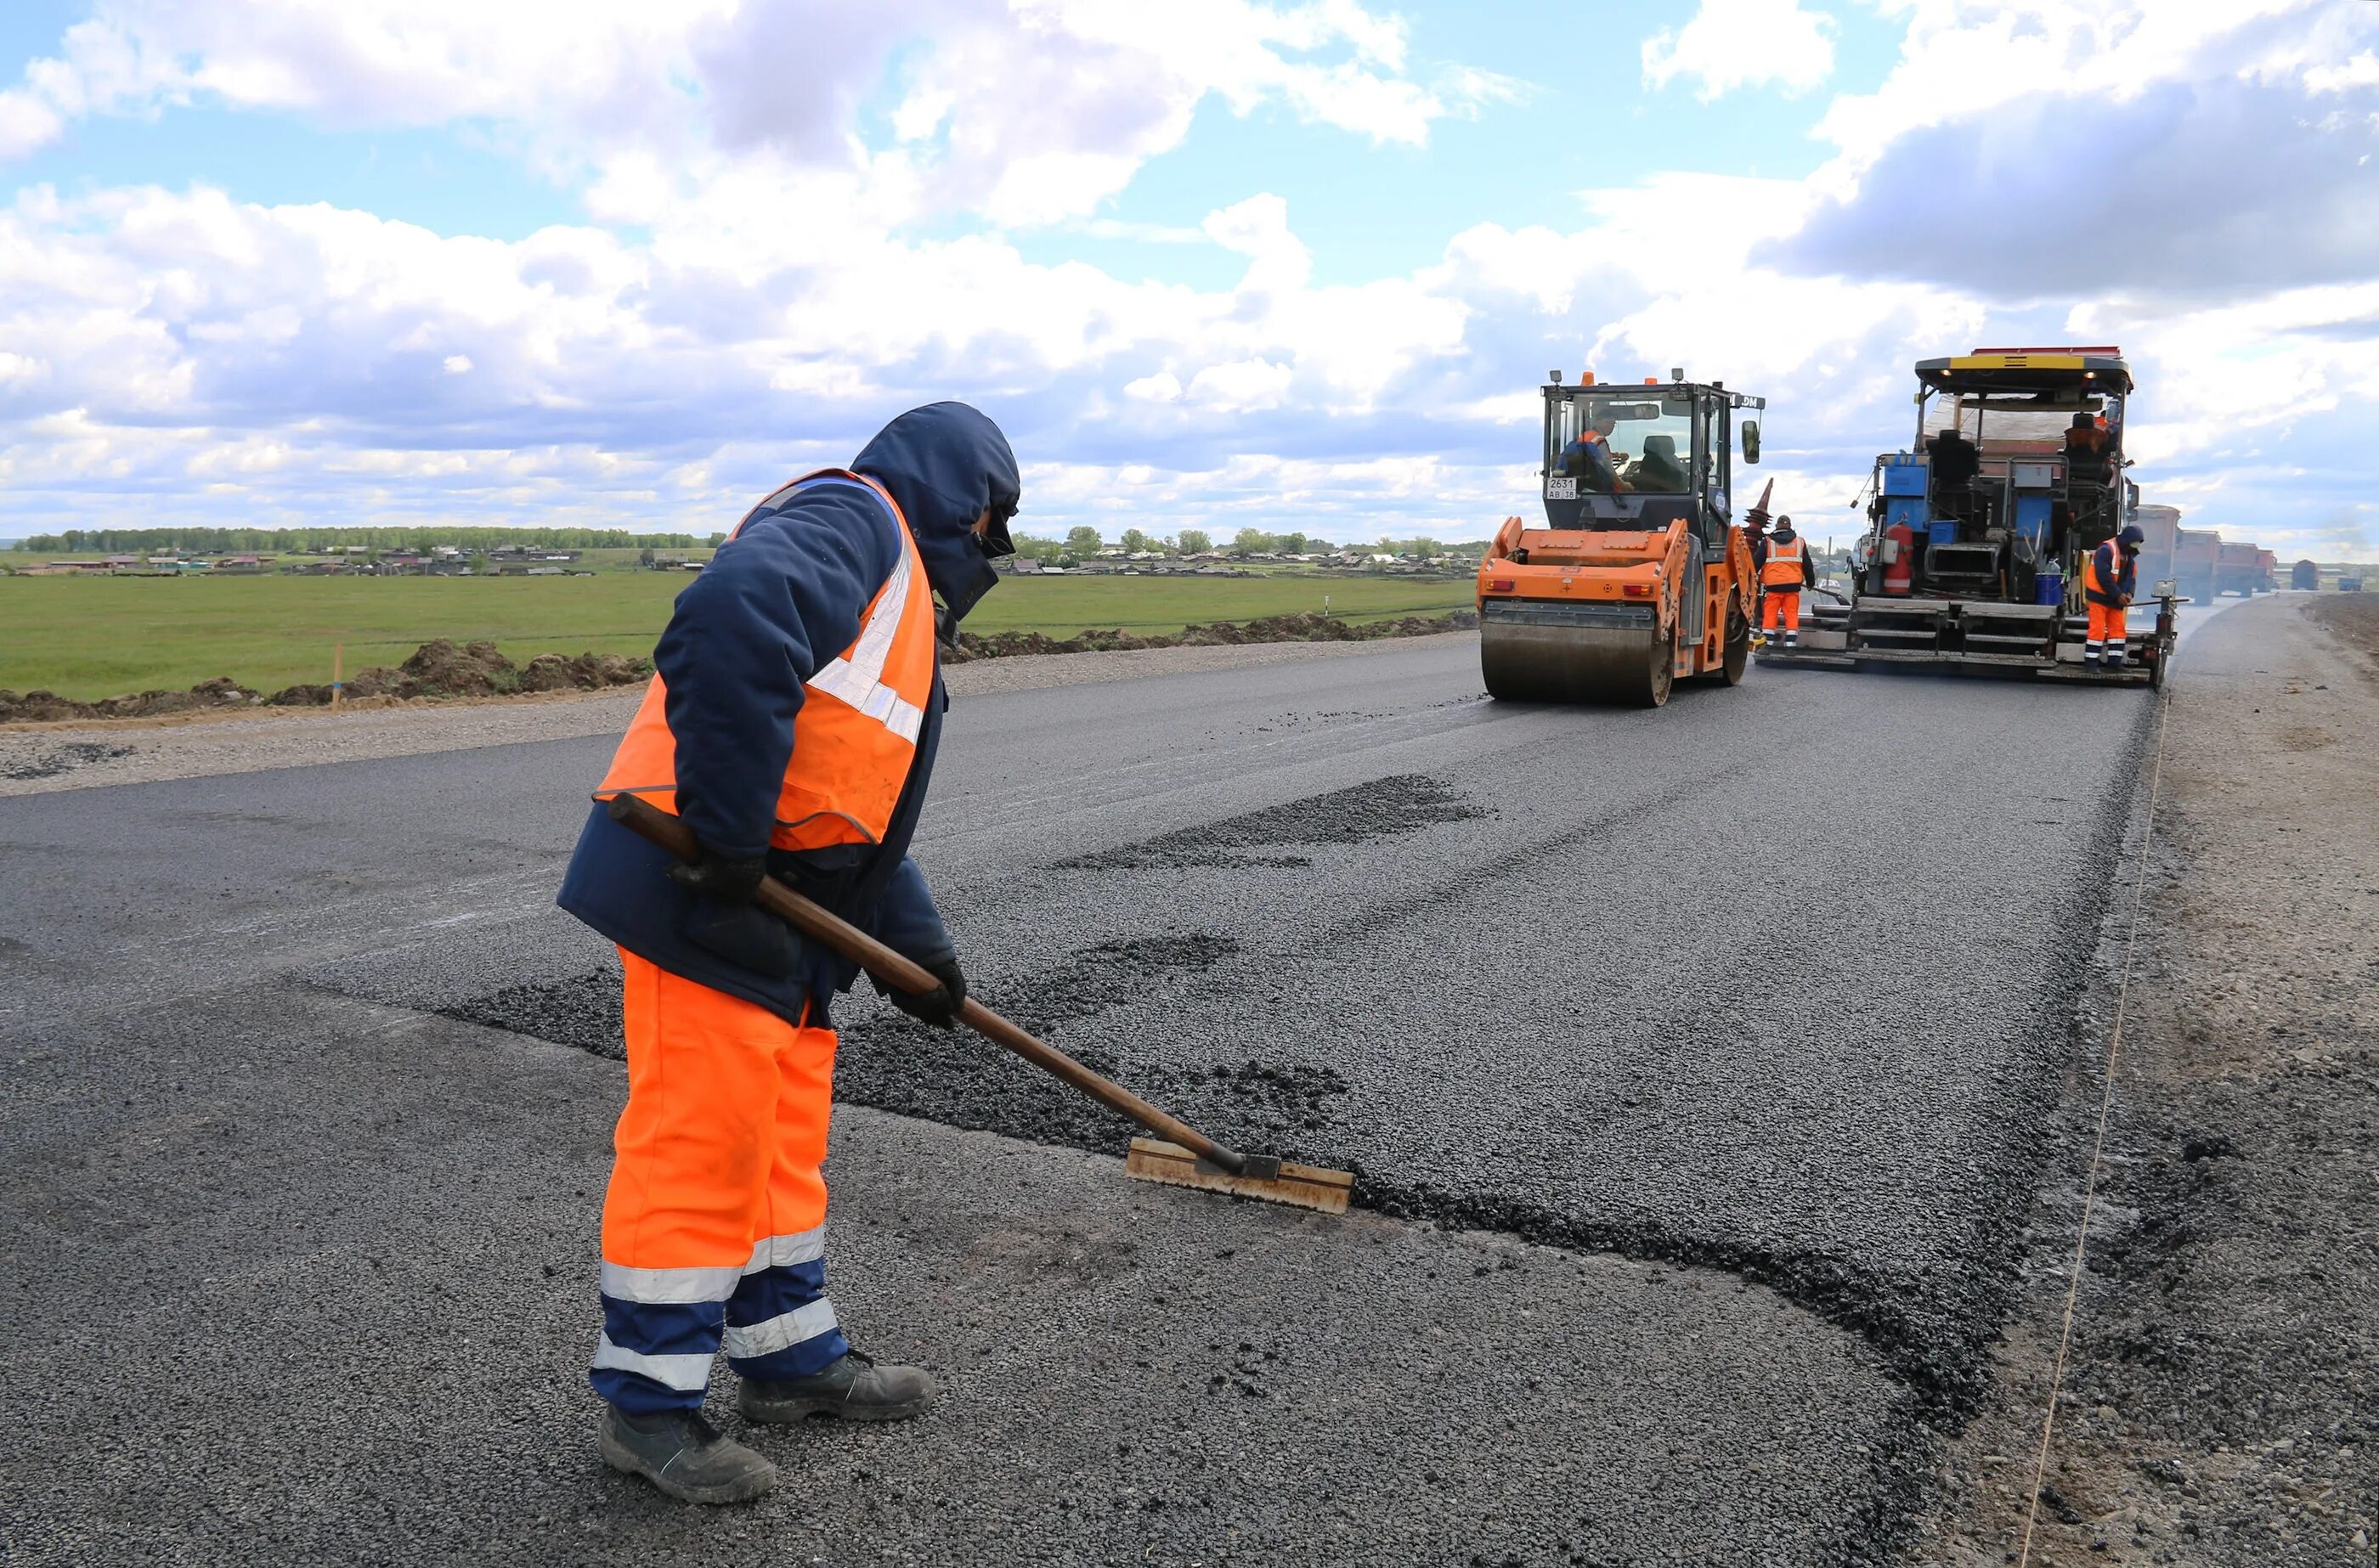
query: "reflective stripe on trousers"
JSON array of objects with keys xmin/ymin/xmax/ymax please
[
  {"xmin": 591, "ymin": 950, "xmax": 849, "ymax": 1414},
  {"xmin": 2087, "ymin": 601, "xmax": 2127, "ymax": 662}
]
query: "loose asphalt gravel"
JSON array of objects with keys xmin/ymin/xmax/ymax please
[{"xmin": 0, "ymin": 616, "xmax": 2234, "ymax": 1565}]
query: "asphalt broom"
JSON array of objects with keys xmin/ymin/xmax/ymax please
[{"xmin": 606, "ymin": 792, "xmax": 1353, "ymax": 1215}]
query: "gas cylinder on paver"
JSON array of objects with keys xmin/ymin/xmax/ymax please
[{"xmin": 1882, "ymin": 522, "xmax": 1916, "ymax": 595}]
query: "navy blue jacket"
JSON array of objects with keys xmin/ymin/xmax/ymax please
[
  {"xmin": 1557, "ymin": 436, "xmax": 1618, "ymax": 494},
  {"xmin": 2085, "ymin": 539, "xmax": 2137, "ymax": 607},
  {"xmin": 557, "ymin": 403, "xmax": 1019, "ymax": 1026}
]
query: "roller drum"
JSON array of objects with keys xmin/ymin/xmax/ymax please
[{"xmin": 1479, "ymin": 598, "xmax": 1672, "ymax": 707}]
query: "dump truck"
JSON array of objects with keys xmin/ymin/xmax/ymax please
[
  {"xmin": 2257, "ymin": 549, "xmax": 2278, "ymax": 594},
  {"xmin": 2176, "ymin": 528, "xmax": 2222, "ymax": 603},
  {"xmin": 2133, "ymin": 504, "xmax": 2182, "ymax": 590},
  {"xmin": 1765, "ymin": 346, "xmax": 2175, "ymax": 685},
  {"xmin": 1477, "ymin": 369, "xmax": 1766, "ymax": 706},
  {"xmin": 2291, "ymin": 559, "xmax": 2320, "ymax": 590},
  {"xmin": 2216, "ymin": 542, "xmax": 2269, "ymax": 597}
]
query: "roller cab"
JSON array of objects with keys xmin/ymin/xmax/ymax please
[{"xmin": 1478, "ymin": 375, "xmax": 1763, "ymax": 707}]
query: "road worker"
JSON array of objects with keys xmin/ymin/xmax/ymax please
[
  {"xmin": 2084, "ymin": 522, "xmax": 2144, "ymax": 668},
  {"xmin": 1760, "ymin": 513, "xmax": 1815, "ymax": 649},
  {"xmin": 1743, "ymin": 492, "xmax": 1773, "ymax": 639},
  {"xmin": 557, "ymin": 402, "xmax": 1020, "ymax": 1505},
  {"xmin": 1557, "ymin": 407, "xmax": 1621, "ymax": 494},
  {"xmin": 2064, "ymin": 410, "xmax": 2111, "ymax": 487}
]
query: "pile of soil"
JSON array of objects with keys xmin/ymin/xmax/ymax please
[
  {"xmin": 948, "ymin": 607, "xmax": 1477, "ymax": 662},
  {"xmin": 0, "ymin": 675, "xmax": 257, "ymax": 724},
  {"xmin": 266, "ymin": 640, "xmax": 647, "ymax": 706}
]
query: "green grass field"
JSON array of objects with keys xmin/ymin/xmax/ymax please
[{"xmin": 0, "ymin": 571, "xmax": 1473, "ymax": 699}]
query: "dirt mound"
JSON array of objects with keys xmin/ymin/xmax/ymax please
[
  {"xmin": 520, "ymin": 651, "xmax": 643, "ymax": 692},
  {"xmin": 0, "ymin": 675, "xmax": 259, "ymax": 724},
  {"xmin": 396, "ymin": 638, "xmax": 516, "ymax": 697},
  {"xmin": 265, "ymin": 643, "xmax": 649, "ymax": 706},
  {"xmin": 947, "ymin": 607, "xmax": 1477, "ymax": 663}
]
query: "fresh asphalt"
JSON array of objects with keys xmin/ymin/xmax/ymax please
[{"xmin": 0, "ymin": 615, "xmax": 2224, "ymax": 1565}]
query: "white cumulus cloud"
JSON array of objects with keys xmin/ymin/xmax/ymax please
[{"xmin": 1642, "ymin": 0, "xmax": 1836, "ymax": 101}]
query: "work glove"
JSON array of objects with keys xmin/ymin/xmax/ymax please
[
  {"xmin": 874, "ymin": 954, "xmax": 966, "ymax": 1029},
  {"xmin": 667, "ymin": 849, "xmax": 766, "ymax": 904}
]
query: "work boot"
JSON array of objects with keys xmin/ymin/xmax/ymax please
[
  {"xmin": 1783, "ymin": 630, "xmax": 1799, "ymax": 649},
  {"xmin": 737, "ymin": 1349, "xmax": 936, "ymax": 1424},
  {"xmin": 598, "ymin": 1405, "xmax": 777, "ymax": 1505}
]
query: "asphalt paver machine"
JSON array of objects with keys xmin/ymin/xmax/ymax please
[
  {"xmin": 1478, "ymin": 369, "xmax": 1767, "ymax": 707},
  {"xmin": 1766, "ymin": 347, "xmax": 2176, "ymax": 686}
]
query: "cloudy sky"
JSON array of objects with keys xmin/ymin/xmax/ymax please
[{"xmin": 1, "ymin": 0, "xmax": 2371, "ymax": 554}]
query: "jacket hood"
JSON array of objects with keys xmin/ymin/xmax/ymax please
[{"xmin": 852, "ymin": 402, "xmax": 1020, "ymax": 626}]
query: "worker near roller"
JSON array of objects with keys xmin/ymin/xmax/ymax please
[
  {"xmin": 2083, "ymin": 522, "xmax": 2144, "ymax": 667},
  {"xmin": 1743, "ymin": 494, "xmax": 1773, "ymax": 635},
  {"xmin": 557, "ymin": 402, "xmax": 1020, "ymax": 1504},
  {"xmin": 1759, "ymin": 514, "xmax": 1815, "ymax": 649}
]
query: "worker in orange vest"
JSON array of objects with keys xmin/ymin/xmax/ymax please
[
  {"xmin": 1759, "ymin": 514, "xmax": 1815, "ymax": 648},
  {"xmin": 2084, "ymin": 522, "xmax": 2144, "ymax": 667},
  {"xmin": 557, "ymin": 403, "xmax": 1019, "ymax": 1503}
]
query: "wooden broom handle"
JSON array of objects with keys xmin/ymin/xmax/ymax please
[{"xmin": 602, "ymin": 792, "xmax": 1245, "ymax": 1173}]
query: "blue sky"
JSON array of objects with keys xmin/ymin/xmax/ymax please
[{"xmin": 0, "ymin": 1, "xmax": 2371, "ymax": 557}]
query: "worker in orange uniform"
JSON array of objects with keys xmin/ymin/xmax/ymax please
[
  {"xmin": 557, "ymin": 403, "xmax": 1020, "ymax": 1504},
  {"xmin": 1759, "ymin": 513, "xmax": 1815, "ymax": 649},
  {"xmin": 2084, "ymin": 522, "xmax": 2144, "ymax": 667}
]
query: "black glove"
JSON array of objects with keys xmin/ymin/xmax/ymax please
[
  {"xmin": 874, "ymin": 954, "xmax": 965, "ymax": 1028},
  {"xmin": 667, "ymin": 849, "xmax": 765, "ymax": 903}
]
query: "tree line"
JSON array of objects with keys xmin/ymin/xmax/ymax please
[
  {"xmin": 1009, "ymin": 527, "xmax": 1462, "ymax": 561},
  {"xmin": 11, "ymin": 526, "xmax": 719, "ymax": 553},
  {"xmin": 17, "ymin": 522, "xmax": 1469, "ymax": 561}
]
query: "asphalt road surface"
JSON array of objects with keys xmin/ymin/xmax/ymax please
[{"xmin": 1, "ymin": 621, "xmax": 2210, "ymax": 1566}]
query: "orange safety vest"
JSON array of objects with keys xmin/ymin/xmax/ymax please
[
  {"xmin": 2083, "ymin": 541, "xmax": 2129, "ymax": 606},
  {"xmin": 595, "ymin": 470, "xmax": 938, "ymax": 854},
  {"xmin": 1761, "ymin": 533, "xmax": 1806, "ymax": 589}
]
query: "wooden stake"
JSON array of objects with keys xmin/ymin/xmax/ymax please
[{"xmin": 332, "ymin": 642, "xmax": 343, "ymax": 709}]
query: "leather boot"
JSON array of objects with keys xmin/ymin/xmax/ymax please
[
  {"xmin": 738, "ymin": 1350, "xmax": 935, "ymax": 1424},
  {"xmin": 599, "ymin": 1406, "xmax": 777, "ymax": 1505}
]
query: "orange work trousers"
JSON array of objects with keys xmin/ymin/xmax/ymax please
[
  {"xmin": 2087, "ymin": 601, "xmax": 2128, "ymax": 659},
  {"xmin": 589, "ymin": 950, "xmax": 847, "ymax": 1413},
  {"xmin": 1763, "ymin": 589, "xmax": 1801, "ymax": 635}
]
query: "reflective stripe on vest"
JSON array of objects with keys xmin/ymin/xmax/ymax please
[
  {"xmin": 2086, "ymin": 544, "xmax": 2124, "ymax": 602},
  {"xmin": 594, "ymin": 470, "xmax": 936, "ymax": 854},
  {"xmin": 805, "ymin": 544, "xmax": 924, "ymax": 744},
  {"xmin": 1761, "ymin": 535, "xmax": 1805, "ymax": 588}
]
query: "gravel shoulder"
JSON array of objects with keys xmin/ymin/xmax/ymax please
[
  {"xmin": 1913, "ymin": 593, "xmax": 2379, "ymax": 1565},
  {"xmin": 0, "ymin": 630, "xmax": 1477, "ymax": 798}
]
